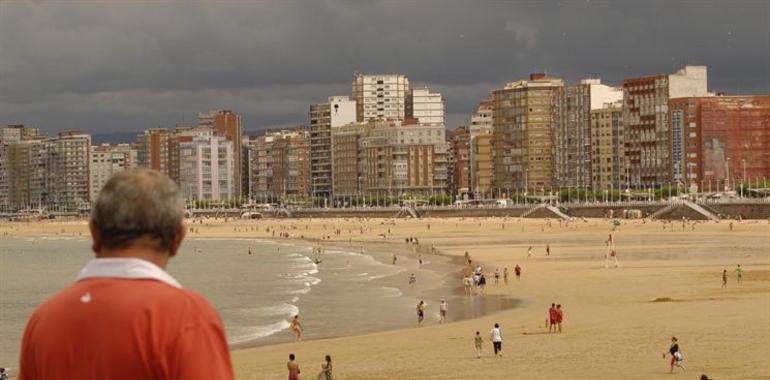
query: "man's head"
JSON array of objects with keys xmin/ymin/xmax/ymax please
[{"xmin": 90, "ymin": 170, "xmax": 186, "ymax": 263}]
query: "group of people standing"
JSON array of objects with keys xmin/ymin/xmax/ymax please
[
  {"xmin": 286, "ymin": 353, "xmax": 332, "ymax": 380},
  {"xmin": 547, "ymin": 303, "xmax": 565, "ymax": 333}
]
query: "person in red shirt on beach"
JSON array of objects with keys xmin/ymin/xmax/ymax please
[
  {"xmin": 18, "ymin": 169, "xmax": 234, "ymax": 380},
  {"xmin": 548, "ymin": 303, "xmax": 558, "ymax": 333},
  {"xmin": 555, "ymin": 304, "xmax": 564, "ymax": 333}
]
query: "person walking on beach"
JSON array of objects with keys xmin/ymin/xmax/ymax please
[
  {"xmin": 735, "ymin": 264, "xmax": 744, "ymax": 284},
  {"xmin": 291, "ymin": 315, "xmax": 303, "ymax": 341},
  {"xmin": 556, "ymin": 304, "xmax": 564, "ymax": 333},
  {"xmin": 417, "ymin": 301, "xmax": 426, "ymax": 326},
  {"xmin": 17, "ymin": 170, "xmax": 234, "ymax": 380},
  {"xmin": 494, "ymin": 268, "xmax": 500, "ymax": 285},
  {"xmin": 527, "ymin": 246, "xmax": 533, "ymax": 259},
  {"xmin": 490, "ymin": 323, "xmax": 503, "ymax": 357},
  {"xmin": 515, "ymin": 264, "xmax": 522, "ymax": 281},
  {"xmin": 439, "ymin": 299, "xmax": 448, "ymax": 323},
  {"xmin": 503, "ymin": 267, "xmax": 509, "ymax": 285},
  {"xmin": 409, "ymin": 273, "xmax": 417, "ymax": 286},
  {"xmin": 478, "ymin": 274, "xmax": 487, "ymax": 295},
  {"xmin": 474, "ymin": 331, "xmax": 484, "ymax": 358},
  {"xmin": 722, "ymin": 269, "xmax": 728, "ymax": 288},
  {"xmin": 663, "ymin": 337, "xmax": 685, "ymax": 373},
  {"xmin": 316, "ymin": 355, "xmax": 332, "ymax": 380},
  {"xmin": 546, "ymin": 244, "xmax": 550, "ymax": 256},
  {"xmin": 287, "ymin": 354, "xmax": 301, "ymax": 380},
  {"xmin": 0, "ymin": 368, "xmax": 8, "ymax": 380},
  {"xmin": 392, "ymin": 254, "xmax": 397, "ymax": 265}
]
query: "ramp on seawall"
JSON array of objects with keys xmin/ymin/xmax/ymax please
[{"xmin": 286, "ymin": 201, "xmax": 770, "ymax": 220}]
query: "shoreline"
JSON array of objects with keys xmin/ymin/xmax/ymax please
[{"xmin": 228, "ymin": 236, "xmax": 522, "ymax": 351}]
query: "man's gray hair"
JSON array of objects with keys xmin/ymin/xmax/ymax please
[{"xmin": 92, "ymin": 169, "xmax": 185, "ymax": 251}]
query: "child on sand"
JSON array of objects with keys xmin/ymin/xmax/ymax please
[
  {"xmin": 556, "ymin": 304, "xmax": 564, "ymax": 333},
  {"xmin": 503, "ymin": 267, "xmax": 509, "ymax": 285},
  {"xmin": 722, "ymin": 269, "xmax": 728, "ymax": 288},
  {"xmin": 317, "ymin": 355, "xmax": 332, "ymax": 380},
  {"xmin": 515, "ymin": 264, "xmax": 521, "ymax": 280},
  {"xmin": 735, "ymin": 264, "xmax": 744, "ymax": 284},
  {"xmin": 474, "ymin": 331, "xmax": 483, "ymax": 358},
  {"xmin": 494, "ymin": 268, "xmax": 500, "ymax": 285}
]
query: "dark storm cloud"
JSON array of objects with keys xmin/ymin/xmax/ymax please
[{"xmin": 0, "ymin": 0, "xmax": 768, "ymax": 135}]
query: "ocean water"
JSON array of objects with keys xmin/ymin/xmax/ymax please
[{"xmin": 0, "ymin": 237, "xmax": 417, "ymax": 368}]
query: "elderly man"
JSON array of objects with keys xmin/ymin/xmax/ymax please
[{"xmin": 18, "ymin": 170, "xmax": 234, "ymax": 380}]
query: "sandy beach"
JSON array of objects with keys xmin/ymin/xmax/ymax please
[{"xmin": 2, "ymin": 216, "xmax": 769, "ymax": 379}]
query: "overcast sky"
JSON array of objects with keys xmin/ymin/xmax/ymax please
[{"xmin": 1, "ymin": 0, "xmax": 768, "ymax": 137}]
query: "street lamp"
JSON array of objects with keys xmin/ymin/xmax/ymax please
[
  {"xmin": 741, "ymin": 159, "xmax": 746, "ymax": 198},
  {"xmin": 725, "ymin": 157, "xmax": 731, "ymax": 192}
]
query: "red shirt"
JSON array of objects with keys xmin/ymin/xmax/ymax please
[{"xmin": 19, "ymin": 259, "xmax": 234, "ymax": 380}]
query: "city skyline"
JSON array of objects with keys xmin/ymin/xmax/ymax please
[{"xmin": 1, "ymin": 0, "xmax": 769, "ymax": 135}]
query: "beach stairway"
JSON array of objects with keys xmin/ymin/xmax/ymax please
[
  {"xmin": 682, "ymin": 200, "xmax": 720, "ymax": 221},
  {"xmin": 274, "ymin": 208, "xmax": 295, "ymax": 218},
  {"xmin": 520, "ymin": 203, "xmax": 569, "ymax": 220},
  {"xmin": 650, "ymin": 202, "xmax": 678, "ymax": 220},
  {"xmin": 395, "ymin": 206, "xmax": 420, "ymax": 219},
  {"xmin": 651, "ymin": 200, "xmax": 719, "ymax": 221}
]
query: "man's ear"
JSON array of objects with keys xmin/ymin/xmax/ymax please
[
  {"xmin": 168, "ymin": 223, "xmax": 187, "ymax": 258},
  {"xmin": 89, "ymin": 219, "xmax": 102, "ymax": 255}
]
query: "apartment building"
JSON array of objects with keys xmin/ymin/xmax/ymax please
[
  {"xmin": 492, "ymin": 73, "xmax": 564, "ymax": 193},
  {"xmin": 176, "ymin": 132, "xmax": 236, "ymax": 201},
  {"xmin": 249, "ymin": 128, "xmax": 310, "ymax": 201},
  {"xmin": 198, "ymin": 109, "xmax": 244, "ymax": 196},
  {"xmin": 409, "ymin": 87, "xmax": 445, "ymax": 125},
  {"xmin": 623, "ymin": 65, "xmax": 708, "ymax": 187},
  {"xmin": 669, "ymin": 95, "xmax": 770, "ymax": 191},
  {"xmin": 448, "ymin": 126, "xmax": 471, "ymax": 197},
  {"xmin": 352, "ymin": 73, "xmax": 410, "ymax": 122},
  {"xmin": 309, "ymin": 96, "xmax": 356, "ymax": 200},
  {"xmin": 90, "ymin": 143, "xmax": 137, "ymax": 201},
  {"xmin": 590, "ymin": 101, "xmax": 626, "ymax": 190}
]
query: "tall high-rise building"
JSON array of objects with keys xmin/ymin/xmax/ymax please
[
  {"xmin": 471, "ymin": 133, "xmax": 494, "ymax": 198},
  {"xmin": 0, "ymin": 125, "xmax": 41, "ymax": 209},
  {"xmin": 352, "ymin": 73, "xmax": 410, "ymax": 122},
  {"xmin": 409, "ymin": 87, "xmax": 445, "ymax": 125},
  {"xmin": 590, "ymin": 100, "xmax": 626, "ymax": 190},
  {"xmin": 669, "ymin": 95, "xmax": 770, "ymax": 191},
  {"xmin": 136, "ymin": 128, "xmax": 175, "ymax": 178},
  {"xmin": 44, "ymin": 131, "xmax": 91, "ymax": 209},
  {"xmin": 178, "ymin": 134, "xmax": 236, "ymax": 201},
  {"xmin": 448, "ymin": 126, "xmax": 471, "ymax": 197},
  {"xmin": 199, "ymin": 110, "xmax": 243, "ymax": 197},
  {"xmin": 90, "ymin": 143, "xmax": 137, "ymax": 201},
  {"xmin": 492, "ymin": 73, "xmax": 564, "ymax": 193},
  {"xmin": 623, "ymin": 65, "xmax": 708, "ymax": 187},
  {"xmin": 555, "ymin": 79, "xmax": 622, "ymax": 188},
  {"xmin": 331, "ymin": 122, "xmax": 369, "ymax": 197},
  {"xmin": 309, "ymin": 96, "xmax": 356, "ymax": 200}
]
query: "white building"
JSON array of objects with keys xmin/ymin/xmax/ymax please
[
  {"xmin": 352, "ymin": 73, "xmax": 410, "ymax": 122},
  {"xmin": 178, "ymin": 134, "xmax": 235, "ymax": 201},
  {"xmin": 469, "ymin": 98, "xmax": 493, "ymax": 137},
  {"xmin": 581, "ymin": 79, "xmax": 623, "ymax": 110},
  {"xmin": 90, "ymin": 144, "xmax": 137, "ymax": 201},
  {"xmin": 409, "ymin": 87, "xmax": 445, "ymax": 125}
]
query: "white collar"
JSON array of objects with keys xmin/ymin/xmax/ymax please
[{"xmin": 76, "ymin": 258, "xmax": 182, "ymax": 289}]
